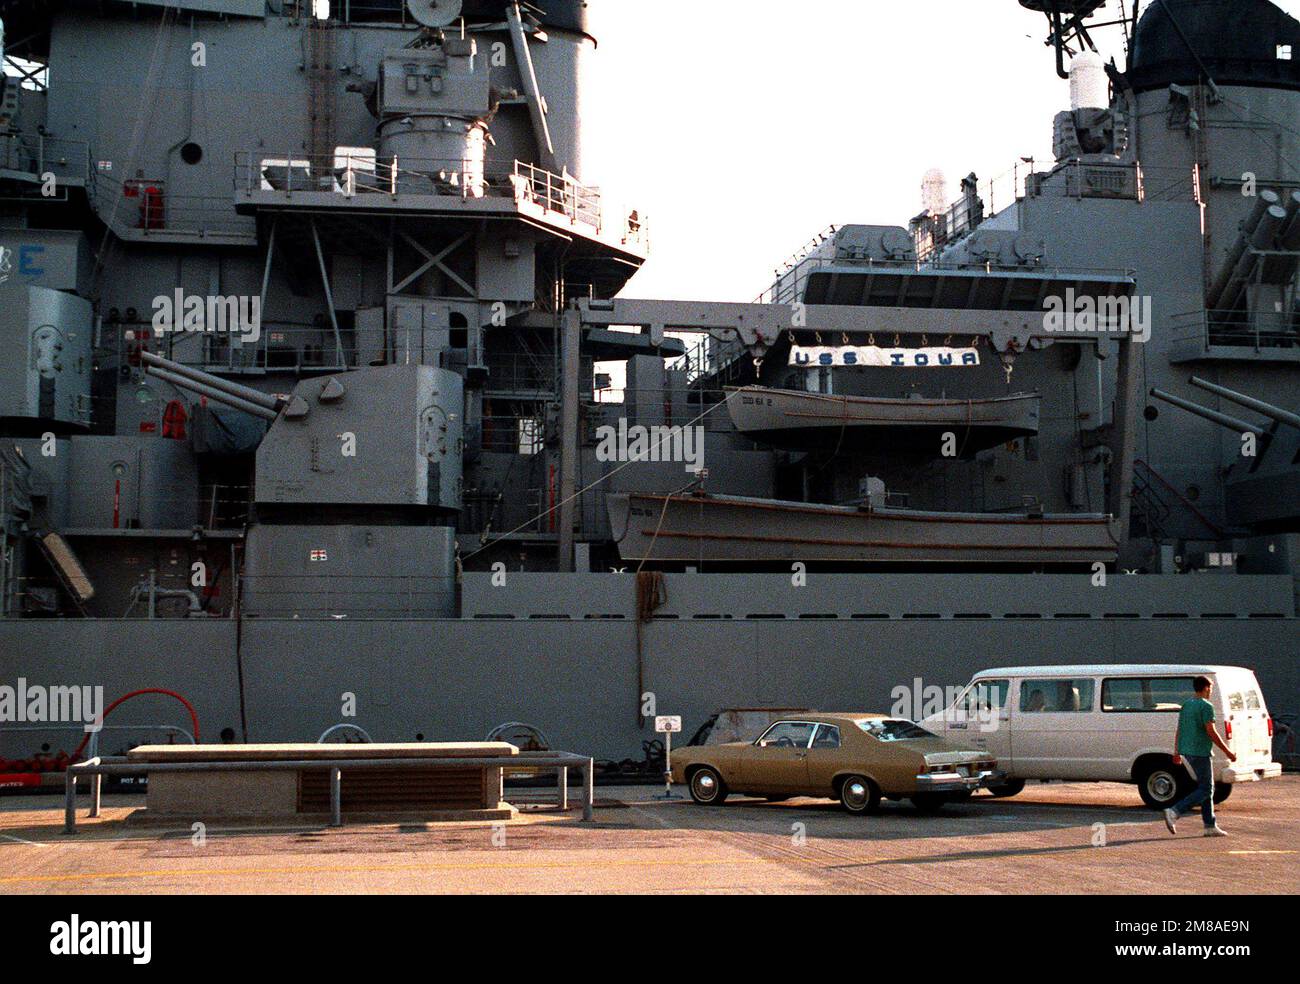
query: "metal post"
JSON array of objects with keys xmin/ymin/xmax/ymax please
[
  {"xmin": 1108, "ymin": 334, "xmax": 1141, "ymax": 546},
  {"xmin": 330, "ymin": 767, "xmax": 342, "ymax": 827},
  {"xmin": 258, "ymin": 217, "xmax": 278, "ymax": 355},
  {"xmin": 63, "ymin": 769, "xmax": 78, "ymax": 835},
  {"xmin": 310, "ymin": 218, "xmax": 347, "ymax": 367},
  {"xmin": 90, "ymin": 772, "xmax": 102, "ymax": 818},
  {"xmin": 582, "ymin": 758, "xmax": 594, "ymax": 823},
  {"xmin": 557, "ymin": 766, "xmax": 568, "ymax": 811},
  {"xmin": 556, "ymin": 309, "xmax": 581, "ymax": 571}
]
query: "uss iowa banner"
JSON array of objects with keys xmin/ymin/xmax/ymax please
[{"xmin": 790, "ymin": 345, "xmax": 981, "ymax": 368}]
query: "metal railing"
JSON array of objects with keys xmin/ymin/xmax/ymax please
[
  {"xmin": 233, "ymin": 152, "xmax": 647, "ymax": 251},
  {"xmin": 64, "ymin": 750, "xmax": 597, "ymax": 830},
  {"xmin": 234, "ymin": 152, "xmax": 637, "ymax": 234},
  {"xmin": 1169, "ymin": 310, "xmax": 1299, "ymax": 353},
  {"xmin": 95, "ymin": 172, "xmax": 254, "ymax": 239},
  {"xmin": 0, "ymin": 133, "xmax": 92, "ymax": 191},
  {"xmin": 483, "ymin": 353, "xmax": 559, "ymax": 396},
  {"xmin": 759, "ymin": 251, "xmax": 1139, "ymax": 308},
  {"xmin": 0, "ymin": 722, "xmax": 194, "ymax": 817},
  {"xmin": 128, "ymin": 320, "xmax": 355, "ymax": 374}
]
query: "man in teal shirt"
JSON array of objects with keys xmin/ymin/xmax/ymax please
[{"xmin": 1165, "ymin": 676, "xmax": 1237, "ymax": 837}]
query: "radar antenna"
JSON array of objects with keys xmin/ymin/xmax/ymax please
[
  {"xmin": 406, "ymin": 0, "xmax": 463, "ymax": 29},
  {"xmin": 1019, "ymin": 1, "xmax": 1136, "ymax": 78}
]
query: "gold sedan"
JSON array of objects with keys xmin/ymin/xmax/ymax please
[{"xmin": 671, "ymin": 713, "xmax": 998, "ymax": 814}]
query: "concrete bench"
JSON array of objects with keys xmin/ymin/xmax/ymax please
[{"xmin": 64, "ymin": 745, "xmax": 596, "ymax": 831}]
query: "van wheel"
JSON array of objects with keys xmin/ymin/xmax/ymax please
[
  {"xmin": 688, "ymin": 766, "xmax": 729, "ymax": 806},
  {"xmin": 986, "ymin": 779, "xmax": 1026, "ymax": 798},
  {"xmin": 839, "ymin": 775, "xmax": 881, "ymax": 815},
  {"xmin": 1138, "ymin": 761, "xmax": 1192, "ymax": 810},
  {"xmin": 1213, "ymin": 783, "xmax": 1232, "ymax": 805}
]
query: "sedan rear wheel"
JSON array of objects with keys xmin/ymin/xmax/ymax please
[
  {"xmin": 986, "ymin": 778, "xmax": 1026, "ymax": 799},
  {"xmin": 910, "ymin": 793, "xmax": 949, "ymax": 814},
  {"xmin": 688, "ymin": 766, "xmax": 729, "ymax": 806},
  {"xmin": 839, "ymin": 775, "xmax": 881, "ymax": 815}
]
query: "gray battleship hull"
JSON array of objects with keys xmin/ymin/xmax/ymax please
[
  {"xmin": 726, "ymin": 386, "xmax": 1041, "ymax": 454},
  {"xmin": 2, "ymin": 571, "xmax": 1296, "ymax": 764},
  {"xmin": 608, "ymin": 493, "xmax": 1120, "ymax": 566}
]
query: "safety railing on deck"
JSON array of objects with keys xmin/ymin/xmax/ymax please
[
  {"xmin": 0, "ymin": 133, "xmax": 92, "ymax": 191},
  {"xmin": 95, "ymin": 172, "xmax": 254, "ymax": 240},
  {"xmin": 122, "ymin": 321, "xmax": 355, "ymax": 374},
  {"xmin": 233, "ymin": 152, "xmax": 648, "ymax": 250},
  {"xmin": 1169, "ymin": 310, "xmax": 1300, "ymax": 354}
]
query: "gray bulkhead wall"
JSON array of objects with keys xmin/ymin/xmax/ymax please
[
  {"xmin": 43, "ymin": 12, "xmax": 581, "ymax": 370},
  {"xmin": 1133, "ymin": 83, "xmax": 1300, "ymax": 282},
  {"xmin": 1127, "ymin": 84, "xmax": 1300, "ymax": 533},
  {"xmin": 45, "ymin": 11, "xmax": 587, "ymax": 210},
  {"xmin": 1014, "ymin": 194, "xmax": 1231, "ymax": 536},
  {"xmin": 1, "ymin": 608, "xmax": 1296, "ymax": 761}
]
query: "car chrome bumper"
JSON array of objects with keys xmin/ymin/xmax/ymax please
[
  {"xmin": 1223, "ymin": 762, "xmax": 1282, "ymax": 784},
  {"xmin": 915, "ymin": 770, "xmax": 995, "ymax": 792}
]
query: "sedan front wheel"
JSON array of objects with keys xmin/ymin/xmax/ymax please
[{"xmin": 688, "ymin": 766, "xmax": 729, "ymax": 806}]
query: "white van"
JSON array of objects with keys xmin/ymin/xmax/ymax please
[{"xmin": 923, "ymin": 665, "xmax": 1282, "ymax": 810}]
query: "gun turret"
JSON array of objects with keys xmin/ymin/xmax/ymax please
[
  {"xmin": 141, "ymin": 352, "xmax": 293, "ymax": 422},
  {"xmin": 1189, "ymin": 376, "xmax": 1300, "ymax": 431},
  {"xmin": 1149, "ymin": 388, "xmax": 1266, "ymax": 436}
]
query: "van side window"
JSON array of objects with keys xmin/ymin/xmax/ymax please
[
  {"xmin": 1102, "ymin": 677, "xmax": 1194, "ymax": 713},
  {"xmin": 1020, "ymin": 679, "xmax": 1095, "ymax": 713},
  {"xmin": 962, "ymin": 680, "xmax": 1009, "ymax": 715}
]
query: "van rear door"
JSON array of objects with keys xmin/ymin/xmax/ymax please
[{"xmin": 1221, "ymin": 674, "xmax": 1273, "ymax": 769}]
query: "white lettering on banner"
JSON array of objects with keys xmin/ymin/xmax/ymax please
[{"xmin": 790, "ymin": 345, "xmax": 981, "ymax": 368}]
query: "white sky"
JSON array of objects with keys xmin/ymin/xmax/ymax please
[{"xmin": 583, "ymin": 0, "xmax": 1300, "ymax": 302}]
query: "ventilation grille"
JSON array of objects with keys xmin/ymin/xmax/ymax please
[{"xmin": 298, "ymin": 767, "xmax": 489, "ymax": 813}]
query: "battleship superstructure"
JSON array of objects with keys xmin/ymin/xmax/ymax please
[{"xmin": 0, "ymin": 0, "xmax": 1297, "ymax": 764}]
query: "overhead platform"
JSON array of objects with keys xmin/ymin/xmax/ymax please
[
  {"xmin": 799, "ymin": 263, "xmax": 1136, "ymax": 310},
  {"xmin": 584, "ymin": 328, "xmax": 687, "ymax": 361}
]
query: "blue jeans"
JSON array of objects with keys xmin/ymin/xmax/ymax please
[{"xmin": 1171, "ymin": 755, "xmax": 1216, "ymax": 828}]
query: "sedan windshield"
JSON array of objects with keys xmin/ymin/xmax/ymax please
[{"xmin": 855, "ymin": 719, "xmax": 935, "ymax": 742}]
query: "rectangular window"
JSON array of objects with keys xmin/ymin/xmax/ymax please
[
  {"xmin": 1245, "ymin": 691, "xmax": 1262, "ymax": 711},
  {"xmin": 855, "ymin": 719, "xmax": 936, "ymax": 742},
  {"xmin": 1020, "ymin": 678, "xmax": 1096, "ymax": 713},
  {"xmin": 1279, "ymin": 44, "xmax": 1293, "ymax": 60},
  {"xmin": 1228, "ymin": 692, "xmax": 1245, "ymax": 712},
  {"xmin": 962, "ymin": 679, "xmax": 1009, "ymax": 715},
  {"xmin": 811, "ymin": 724, "xmax": 841, "ymax": 749},
  {"xmin": 1102, "ymin": 677, "xmax": 1195, "ymax": 713},
  {"xmin": 757, "ymin": 722, "xmax": 817, "ymax": 749},
  {"xmin": 518, "ymin": 417, "xmax": 543, "ymax": 456}
]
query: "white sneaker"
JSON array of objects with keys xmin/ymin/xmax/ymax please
[
  {"xmin": 1163, "ymin": 809, "xmax": 1178, "ymax": 834},
  {"xmin": 1204, "ymin": 826, "xmax": 1228, "ymax": 838}
]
